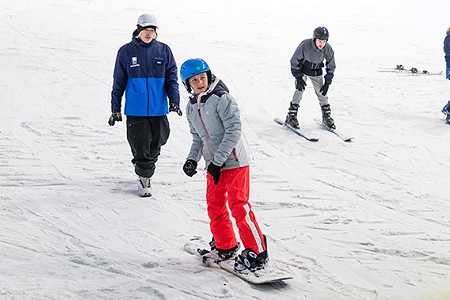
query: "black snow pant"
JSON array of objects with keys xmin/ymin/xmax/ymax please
[{"xmin": 126, "ymin": 115, "xmax": 170, "ymax": 178}]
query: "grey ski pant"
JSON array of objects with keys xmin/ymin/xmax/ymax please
[{"xmin": 291, "ymin": 75, "xmax": 329, "ymax": 107}]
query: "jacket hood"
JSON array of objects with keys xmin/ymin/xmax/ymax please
[{"xmin": 131, "ymin": 31, "xmax": 157, "ymax": 45}]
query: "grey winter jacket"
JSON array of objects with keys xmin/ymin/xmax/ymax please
[
  {"xmin": 290, "ymin": 38, "xmax": 336, "ymax": 77},
  {"xmin": 185, "ymin": 76, "xmax": 251, "ymax": 170}
]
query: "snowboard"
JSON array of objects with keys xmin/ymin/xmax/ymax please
[{"xmin": 184, "ymin": 236, "xmax": 293, "ymax": 285}]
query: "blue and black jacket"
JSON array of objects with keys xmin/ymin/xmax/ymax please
[
  {"xmin": 444, "ymin": 33, "xmax": 450, "ymax": 78},
  {"xmin": 111, "ymin": 36, "xmax": 180, "ymax": 116}
]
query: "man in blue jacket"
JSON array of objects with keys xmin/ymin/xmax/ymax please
[
  {"xmin": 442, "ymin": 27, "xmax": 450, "ymax": 124},
  {"xmin": 109, "ymin": 13, "xmax": 182, "ymax": 197}
]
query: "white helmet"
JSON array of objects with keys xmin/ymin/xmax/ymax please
[{"xmin": 137, "ymin": 14, "xmax": 158, "ymax": 28}]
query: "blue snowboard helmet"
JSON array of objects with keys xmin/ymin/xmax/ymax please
[{"xmin": 180, "ymin": 58, "xmax": 212, "ymax": 92}]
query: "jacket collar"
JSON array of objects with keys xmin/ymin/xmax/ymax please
[{"xmin": 189, "ymin": 75, "xmax": 227, "ymax": 104}]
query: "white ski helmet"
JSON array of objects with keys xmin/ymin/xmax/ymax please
[{"xmin": 137, "ymin": 14, "xmax": 158, "ymax": 28}]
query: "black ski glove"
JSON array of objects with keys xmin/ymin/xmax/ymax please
[
  {"xmin": 108, "ymin": 112, "xmax": 122, "ymax": 126},
  {"xmin": 320, "ymin": 83, "xmax": 330, "ymax": 96},
  {"xmin": 320, "ymin": 73, "xmax": 334, "ymax": 96},
  {"xmin": 169, "ymin": 102, "xmax": 183, "ymax": 116},
  {"xmin": 207, "ymin": 162, "xmax": 225, "ymax": 185},
  {"xmin": 295, "ymin": 77, "xmax": 306, "ymax": 91},
  {"xmin": 183, "ymin": 159, "xmax": 197, "ymax": 177}
]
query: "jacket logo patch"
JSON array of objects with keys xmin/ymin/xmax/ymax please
[{"xmin": 130, "ymin": 56, "xmax": 140, "ymax": 68}]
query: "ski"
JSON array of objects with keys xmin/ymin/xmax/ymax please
[
  {"xmin": 378, "ymin": 65, "xmax": 443, "ymax": 76},
  {"xmin": 274, "ymin": 118, "xmax": 319, "ymax": 142},
  {"xmin": 322, "ymin": 124, "xmax": 353, "ymax": 142},
  {"xmin": 184, "ymin": 236, "xmax": 293, "ymax": 285}
]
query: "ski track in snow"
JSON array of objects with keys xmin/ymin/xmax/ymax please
[{"xmin": 1, "ymin": 0, "xmax": 450, "ymax": 299}]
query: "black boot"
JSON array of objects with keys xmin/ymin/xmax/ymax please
[
  {"xmin": 201, "ymin": 238, "xmax": 240, "ymax": 264},
  {"xmin": 285, "ymin": 102, "xmax": 299, "ymax": 129},
  {"xmin": 321, "ymin": 104, "xmax": 336, "ymax": 129},
  {"xmin": 234, "ymin": 235, "xmax": 268, "ymax": 272}
]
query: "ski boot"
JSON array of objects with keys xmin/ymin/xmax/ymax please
[
  {"xmin": 200, "ymin": 238, "xmax": 240, "ymax": 265},
  {"xmin": 285, "ymin": 102, "xmax": 300, "ymax": 129},
  {"xmin": 321, "ymin": 104, "xmax": 336, "ymax": 129}
]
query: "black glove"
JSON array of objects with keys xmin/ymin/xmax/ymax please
[
  {"xmin": 207, "ymin": 162, "xmax": 225, "ymax": 185},
  {"xmin": 320, "ymin": 73, "xmax": 333, "ymax": 96},
  {"xmin": 324, "ymin": 73, "xmax": 334, "ymax": 84},
  {"xmin": 319, "ymin": 83, "xmax": 330, "ymax": 96},
  {"xmin": 169, "ymin": 103, "xmax": 183, "ymax": 116},
  {"xmin": 183, "ymin": 160, "xmax": 197, "ymax": 177},
  {"xmin": 295, "ymin": 77, "xmax": 306, "ymax": 91},
  {"xmin": 108, "ymin": 112, "xmax": 122, "ymax": 126}
]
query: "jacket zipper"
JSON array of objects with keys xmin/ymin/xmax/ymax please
[{"xmin": 196, "ymin": 96, "xmax": 216, "ymax": 160}]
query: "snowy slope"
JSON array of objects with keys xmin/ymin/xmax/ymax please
[{"xmin": 1, "ymin": 0, "xmax": 450, "ymax": 299}]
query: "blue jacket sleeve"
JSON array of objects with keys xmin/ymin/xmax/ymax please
[
  {"xmin": 444, "ymin": 35, "xmax": 450, "ymax": 78},
  {"xmin": 444, "ymin": 35, "xmax": 450, "ymax": 61},
  {"xmin": 164, "ymin": 46, "xmax": 180, "ymax": 106},
  {"xmin": 111, "ymin": 47, "xmax": 128, "ymax": 113}
]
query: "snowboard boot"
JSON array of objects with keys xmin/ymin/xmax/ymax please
[
  {"xmin": 201, "ymin": 238, "xmax": 240, "ymax": 264},
  {"xmin": 234, "ymin": 235, "xmax": 268, "ymax": 272},
  {"xmin": 138, "ymin": 176, "xmax": 152, "ymax": 197},
  {"xmin": 285, "ymin": 102, "xmax": 300, "ymax": 129},
  {"xmin": 321, "ymin": 104, "xmax": 336, "ymax": 129},
  {"xmin": 234, "ymin": 249, "xmax": 268, "ymax": 272}
]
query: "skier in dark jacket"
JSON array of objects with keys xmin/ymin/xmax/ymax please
[
  {"xmin": 285, "ymin": 26, "xmax": 336, "ymax": 129},
  {"xmin": 108, "ymin": 13, "xmax": 182, "ymax": 197},
  {"xmin": 441, "ymin": 27, "xmax": 450, "ymax": 123}
]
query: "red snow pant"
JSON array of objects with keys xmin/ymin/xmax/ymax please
[{"xmin": 206, "ymin": 166, "xmax": 266, "ymax": 254}]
